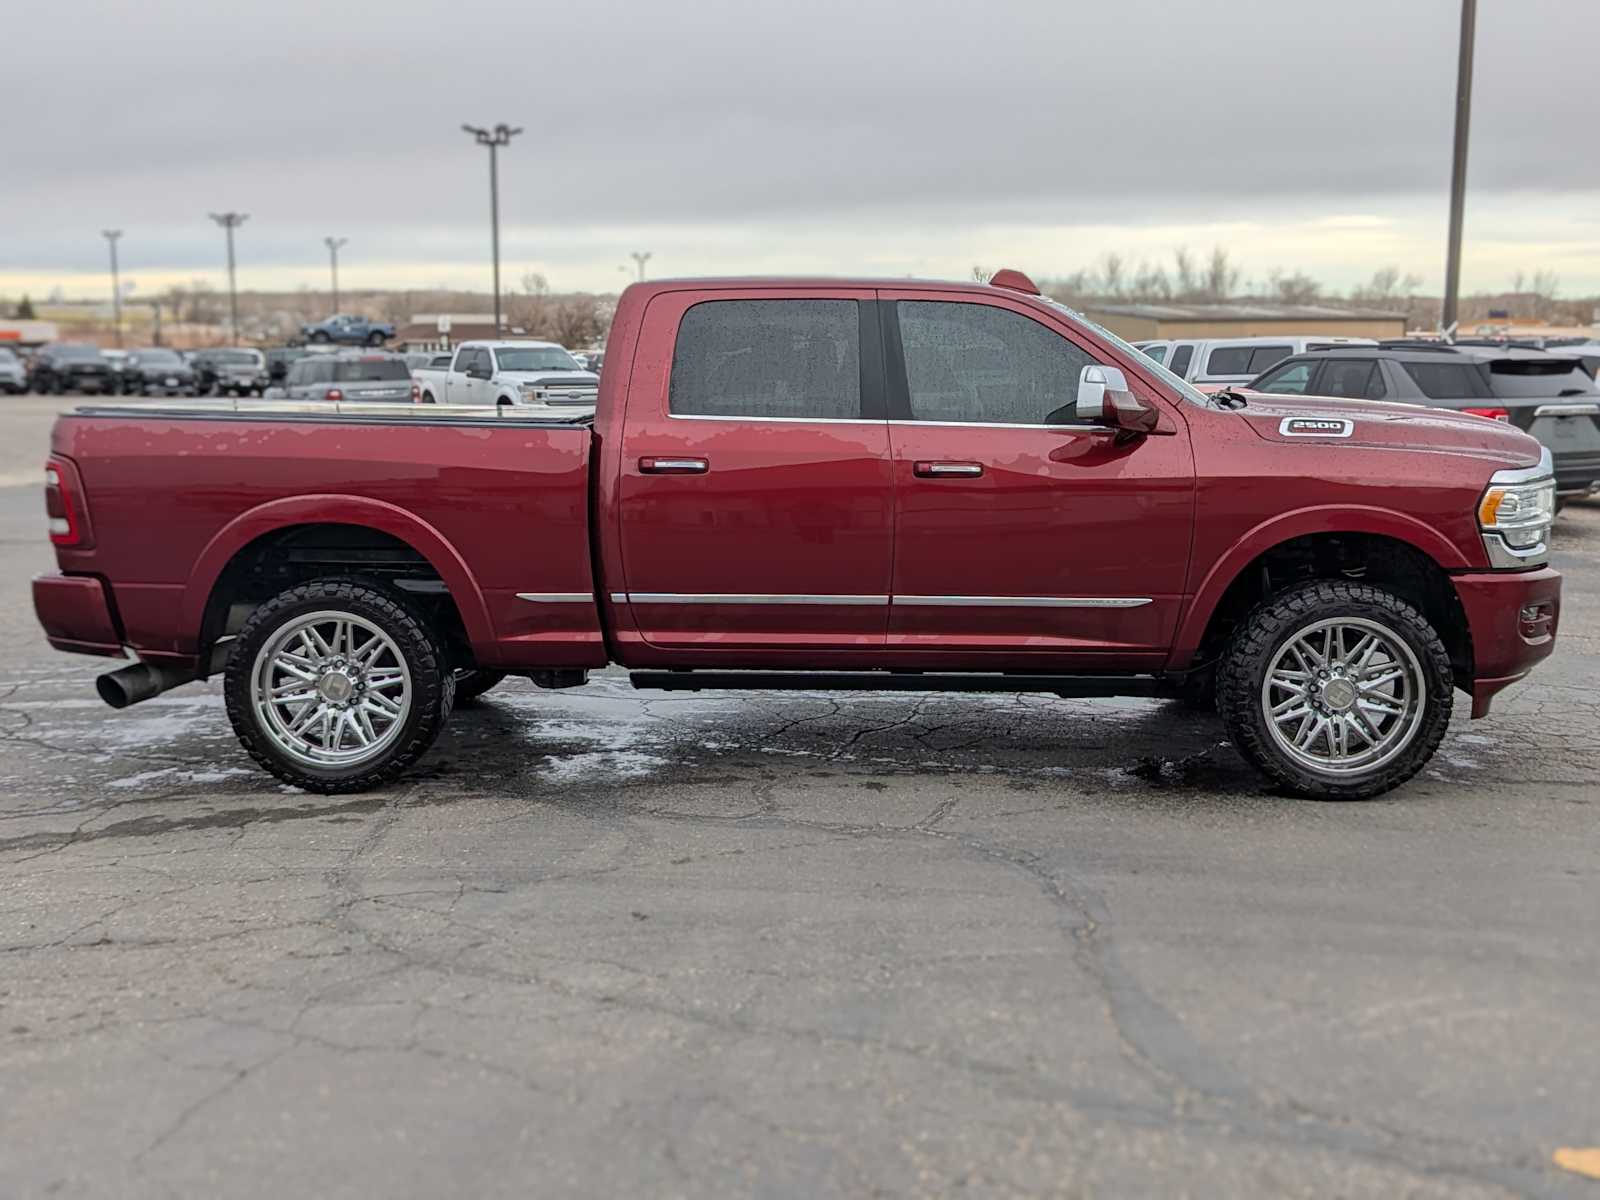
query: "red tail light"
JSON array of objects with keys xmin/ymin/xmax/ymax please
[
  {"xmin": 326, "ymin": 388, "xmax": 344, "ymax": 402},
  {"xmin": 1463, "ymin": 407, "xmax": 1510, "ymax": 422},
  {"xmin": 411, "ymin": 383, "xmax": 420, "ymax": 403},
  {"xmin": 45, "ymin": 456, "xmax": 93, "ymax": 548}
]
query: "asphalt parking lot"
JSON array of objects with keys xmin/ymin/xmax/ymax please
[{"xmin": 1, "ymin": 393, "xmax": 1596, "ymax": 1198}]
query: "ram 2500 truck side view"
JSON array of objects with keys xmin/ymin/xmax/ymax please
[{"xmin": 33, "ymin": 271, "xmax": 1562, "ymax": 800}]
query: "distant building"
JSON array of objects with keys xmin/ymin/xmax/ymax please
[
  {"xmin": 1085, "ymin": 303, "xmax": 1407, "ymax": 342},
  {"xmin": 0, "ymin": 320, "xmax": 61, "ymax": 349},
  {"xmin": 394, "ymin": 314, "xmax": 520, "ymax": 351}
]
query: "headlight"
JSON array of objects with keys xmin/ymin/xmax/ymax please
[{"xmin": 1478, "ymin": 449, "xmax": 1555, "ymax": 567}]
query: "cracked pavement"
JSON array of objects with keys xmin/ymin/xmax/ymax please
[{"xmin": 1, "ymin": 397, "xmax": 1597, "ymax": 1197}]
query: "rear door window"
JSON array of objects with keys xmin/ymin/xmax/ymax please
[
  {"xmin": 669, "ymin": 299, "xmax": 861, "ymax": 419},
  {"xmin": 1206, "ymin": 345, "xmax": 1292, "ymax": 376},
  {"xmin": 1168, "ymin": 344, "xmax": 1195, "ymax": 376},
  {"xmin": 1319, "ymin": 359, "xmax": 1385, "ymax": 400},
  {"xmin": 896, "ymin": 300, "xmax": 1094, "ymax": 425}
]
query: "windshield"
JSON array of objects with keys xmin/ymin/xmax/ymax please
[
  {"xmin": 55, "ymin": 344, "xmax": 102, "ymax": 360},
  {"xmin": 137, "ymin": 348, "xmax": 181, "ymax": 363},
  {"xmin": 334, "ymin": 360, "xmax": 409, "ymax": 382},
  {"xmin": 1041, "ymin": 300, "xmax": 1213, "ymax": 408},
  {"xmin": 496, "ymin": 347, "xmax": 584, "ymax": 372},
  {"xmin": 213, "ymin": 350, "xmax": 262, "ymax": 365}
]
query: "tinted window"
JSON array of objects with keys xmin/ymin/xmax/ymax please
[
  {"xmin": 1247, "ymin": 345, "xmax": 1293, "ymax": 374},
  {"xmin": 1206, "ymin": 345, "xmax": 1291, "ymax": 376},
  {"xmin": 1253, "ymin": 360, "xmax": 1317, "ymax": 395},
  {"xmin": 1401, "ymin": 361, "xmax": 1491, "ymax": 399},
  {"xmin": 1485, "ymin": 360, "xmax": 1597, "ymax": 399},
  {"xmin": 669, "ymin": 299, "xmax": 860, "ymax": 419},
  {"xmin": 897, "ymin": 301, "xmax": 1093, "ymax": 425},
  {"xmin": 334, "ymin": 360, "xmax": 409, "ymax": 382},
  {"xmin": 1204, "ymin": 347, "xmax": 1251, "ymax": 375},
  {"xmin": 1319, "ymin": 359, "xmax": 1384, "ymax": 399},
  {"xmin": 496, "ymin": 347, "xmax": 583, "ymax": 371},
  {"xmin": 453, "ymin": 348, "xmax": 475, "ymax": 372},
  {"xmin": 1168, "ymin": 344, "xmax": 1194, "ymax": 376}
]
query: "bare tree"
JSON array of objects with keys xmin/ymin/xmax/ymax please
[
  {"xmin": 551, "ymin": 295, "xmax": 605, "ymax": 349},
  {"xmin": 1202, "ymin": 247, "xmax": 1239, "ymax": 302},
  {"xmin": 1267, "ymin": 270, "xmax": 1322, "ymax": 305},
  {"xmin": 1349, "ymin": 267, "xmax": 1422, "ymax": 306}
]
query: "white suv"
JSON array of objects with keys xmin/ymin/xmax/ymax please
[{"xmin": 1135, "ymin": 335, "xmax": 1378, "ymax": 387}]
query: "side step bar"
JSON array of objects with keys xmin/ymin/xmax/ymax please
[{"xmin": 628, "ymin": 671, "xmax": 1165, "ymax": 698}]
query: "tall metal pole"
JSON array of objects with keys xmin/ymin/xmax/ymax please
[
  {"xmin": 1441, "ymin": 0, "xmax": 1476, "ymax": 336},
  {"xmin": 324, "ymin": 236, "xmax": 348, "ymax": 312},
  {"xmin": 101, "ymin": 230, "xmax": 123, "ymax": 347},
  {"xmin": 209, "ymin": 212, "xmax": 248, "ymax": 345},
  {"xmin": 462, "ymin": 123, "xmax": 522, "ymax": 334},
  {"xmin": 630, "ymin": 251, "xmax": 652, "ymax": 282}
]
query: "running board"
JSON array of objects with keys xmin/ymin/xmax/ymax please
[{"xmin": 628, "ymin": 671, "xmax": 1164, "ymax": 698}]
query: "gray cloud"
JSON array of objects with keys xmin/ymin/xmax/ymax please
[{"xmin": 4, "ymin": 0, "xmax": 1595, "ymax": 278}]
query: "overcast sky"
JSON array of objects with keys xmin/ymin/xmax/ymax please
[{"xmin": 4, "ymin": 0, "xmax": 1597, "ymax": 300}]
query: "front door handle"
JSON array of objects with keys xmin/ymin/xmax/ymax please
[
  {"xmin": 914, "ymin": 461, "xmax": 983, "ymax": 478},
  {"xmin": 639, "ymin": 456, "xmax": 709, "ymax": 475}
]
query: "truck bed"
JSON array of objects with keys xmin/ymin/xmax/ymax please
[{"xmin": 50, "ymin": 401, "xmax": 607, "ymax": 671}]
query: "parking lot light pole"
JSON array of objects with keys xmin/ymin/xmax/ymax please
[
  {"xmin": 630, "ymin": 251, "xmax": 652, "ymax": 282},
  {"xmin": 324, "ymin": 236, "xmax": 348, "ymax": 313},
  {"xmin": 101, "ymin": 230, "xmax": 123, "ymax": 347},
  {"xmin": 1441, "ymin": 0, "xmax": 1476, "ymax": 336},
  {"xmin": 208, "ymin": 212, "xmax": 248, "ymax": 345},
  {"xmin": 462, "ymin": 123, "xmax": 522, "ymax": 334}
]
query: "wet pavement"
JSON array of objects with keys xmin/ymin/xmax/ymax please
[{"xmin": 1, "ymin": 395, "xmax": 1598, "ymax": 1197}]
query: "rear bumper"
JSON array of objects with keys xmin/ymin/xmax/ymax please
[
  {"xmin": 1453, "ymin": 566, "xmax": 1561, "ymax": 717},
  {"xmin": 1552, "ymin": 449, "xmax": 1600, "ymax": 495},
  {"xmin": 32, "ymin": 573, "xmax": 124, "ymax": 657}
]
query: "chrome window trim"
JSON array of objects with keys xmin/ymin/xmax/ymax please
[
  {"xmin": 887, "ymin": 419, "xmax": 1099, "ymax": 431},
  {"xmin": 515, "ymin": 592, "xmax": 592, "ymax": 603},
  {"xmin": 894, "ymin": 595, "xmax": 1152, "ymax": 609},
  {"xmin": 665, "ymin": 413, "xmax": 881, "ymax": 425},
  {"xmin": 1533, "ymin": 402, "xmax": 1600, "ymax": 418}
]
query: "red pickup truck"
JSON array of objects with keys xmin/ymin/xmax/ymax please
[{"xmin": 33, "ymin": 271, "xmax": 1561, "ymax": 800}]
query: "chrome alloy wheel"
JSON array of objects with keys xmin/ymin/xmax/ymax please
[
  {"xmin": 1261, "ymin": 617, "xmax": 1426, "ymax": 777},
  {"xmin": 250, "ymin": 610, "xmax": 412, "ymax": 768}
]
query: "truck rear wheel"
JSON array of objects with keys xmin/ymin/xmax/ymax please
[
  {"xmin": 223, "ymin": 580, "xmax": 456, "ymax": 793},
  {"xmin": 1216, "ymin": 581, "xmax": 1453, "ymax": 800}
]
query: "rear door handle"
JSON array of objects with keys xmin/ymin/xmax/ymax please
[
  {"xmin": 639, "ymin": 456, "xmax": 709, "ymax": 475},
  {"xmin": 914, "ymin": 461, "xmax": 984, "ymax": 478}
]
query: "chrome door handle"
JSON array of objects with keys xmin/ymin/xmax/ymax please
[
  {"xmin": 914, "ymin": 461, "xmax": 983, "ymax": 478},
  {"xmin": 639, "ymin": 456, "xmax": 709, "ymax": 474}
]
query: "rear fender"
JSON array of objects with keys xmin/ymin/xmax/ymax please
[{"xmin": 181, "ymin": 494, "xmax": 495, "ymax": 653}]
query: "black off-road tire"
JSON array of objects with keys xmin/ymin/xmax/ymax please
[
  {"xmin": 1216, "ymin": 581, "xmax": 1454, "ymax": 801},
  {"xmin": 223, "ymin": 579, "xmax": 456, "ymax": 793},
  {"xmin": 367, "ymin": 331, "xmax": 386, "ymax": 346},
  {"xmin": 452, "ymin": 669, "xmax": 507, "ymax": 704}
]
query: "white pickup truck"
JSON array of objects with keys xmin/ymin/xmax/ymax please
[{"xmin": 412, "ymin": 340, "xmax": 599, "ymax": 411}]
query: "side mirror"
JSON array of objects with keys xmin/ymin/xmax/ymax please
[{"xmin": 1076, "ymin": 364, "xmax": 1159, "ymax": 434}]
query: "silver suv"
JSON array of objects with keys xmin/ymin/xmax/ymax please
[{"xmin": 270, "ymin": 351, "xmax": 414, "ymax": 403}]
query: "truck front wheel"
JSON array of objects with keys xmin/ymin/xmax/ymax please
[
  {"xmin": 223, "ymin": 580, "xmax": 456, "ymax": 793},
  {"xmin": 1216, "ymin": 581, "xmax": 1453, "ymax": 800}
]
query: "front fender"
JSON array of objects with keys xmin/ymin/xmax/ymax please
[
  {"xmin": 181, "ymin": 494, "xmax": 496, "ymax": 653},
  {"xmin": 1168, "ymin": 504, "xmax": 1473, "ymax": 669}
]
